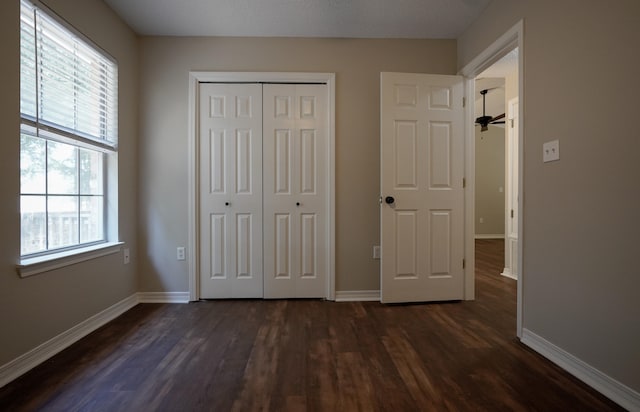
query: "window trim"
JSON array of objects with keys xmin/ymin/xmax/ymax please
[{"xmin": 17, "ymin": 241, "xmax": 124, "ymax": 278}]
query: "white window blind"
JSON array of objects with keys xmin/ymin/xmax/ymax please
[
  {"xmin": 20, "ymin": 0, "xmax": 118, "ymax": 149},
  {"xmin": 20, "ymin": 0, "xmax": 118, "ymax": 257}
]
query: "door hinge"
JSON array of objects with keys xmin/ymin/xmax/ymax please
[
  {"xmin": 462, "ymin": 259, "xmax": 466, "ymax": 269},
  {"xmin": 510, "ymin": 118, "xmax": 514, "ymax": 128},
  {"xmin": 462, "ymin": 97, "xmax": 466, "ymax": 108},
  {"xmin": 463, "ymin": 178, "xmax": 466, "ymax": 188},
  {"xmin": 511, "ymin": 209, "xmax": 514, "ymax": 218}
]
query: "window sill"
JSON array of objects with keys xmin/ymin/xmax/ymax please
[{"xmin": 17, "ymin": 242, "xmax": 125, "ymax": 278}]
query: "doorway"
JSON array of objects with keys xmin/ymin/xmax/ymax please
[
  {"xmin": 460, "ymin": 21, "xmax": 524, "ymax": 337},
  {"xmin": 474, "ymin": 50, "xmax": 519, "ymax": 283}
]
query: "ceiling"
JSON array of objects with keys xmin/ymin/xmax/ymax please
[{"xmin": 102, "ymin": 0, "xmax": 491, "ymax": 38}]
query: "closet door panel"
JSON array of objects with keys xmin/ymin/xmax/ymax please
[
  {"xmin": 199, "ymin": 84, "xmax": 263, "ymax": 298},
  {"xmin": 263, "ymin": 84, "xmax": 328, "ymax": 298}
]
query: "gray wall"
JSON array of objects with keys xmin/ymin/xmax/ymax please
[
  {"xmin": 0, "ymin": 0, "xmax": 139, "ymax": 366},
  {"xmin": 475, "ymin": 125, "xmax": 505, "ymax": 236},
  {"xmin": 137, "ymin": 37, "xmax": 457, "ymax": 293},
  {"xmin": 459, "ymin": 0, "xmax": 640, "ymax": 392}
]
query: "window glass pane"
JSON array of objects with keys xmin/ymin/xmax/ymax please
[
  {"xmin": 80, "ymin": 196, "xmax": 104, "ymax": 243},
  {"xmin": 21, "ymin": 195, "xmax": 46, "ymax": 255},
  {"xmin": 48, "ymin": 196, "xmax": 79, "ymax": 249},
  {"xmin": 47, "ymin": 140, "xmax": 78, "ymax": 195},
  {"xmin": 79, "ymin": 148, "xmax": 103, "ymax": 195},
  {"xmin": 20, "ymin": 134, "xmax": 46, "ymax": 194}
]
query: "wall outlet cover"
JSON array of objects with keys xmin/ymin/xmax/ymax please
[
  {"xmin": 373, "ymin": 245, "xmax": 381, "ymax": 259},
  {"xmin": 177, "ymin": 247, "xmax": 186, "ymax": 261}
]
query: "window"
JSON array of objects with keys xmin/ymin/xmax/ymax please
[{"xmin": 20, "ymin": 0, "xmax": 118, "ymax": 258}]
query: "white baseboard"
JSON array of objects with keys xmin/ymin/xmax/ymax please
[
  {"xmin": 522, "ymin": 328, "xmax": 640, "ymax": 411},
  {"xmin": 500, "ymin": 269, "xmax": 518, "ymax": 280},
  {"xmin": 475, "ymin": 234, "xmax": 505, "ymax": 239},
  {"xmin": 138, "ymin": 292, "xmax": 190, "ymax": 303},
  {"xmin": 335, "ymin": 290, "xmax": 380, "ymax": 302},
  {"xmin": 0, "ymin": 294, "xmax": 138, "ymax": 389}
]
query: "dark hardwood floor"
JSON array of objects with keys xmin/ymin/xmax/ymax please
[{"xmin": 0, "ymin": 239, "xmax": 624, "ymax": 411}]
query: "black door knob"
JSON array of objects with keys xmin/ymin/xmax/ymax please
[{"xmin": 385, "ymin": 196, "xmax": 395, "ymax": 204}]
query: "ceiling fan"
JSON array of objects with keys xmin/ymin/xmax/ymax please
[{"xmin": 475, "ymin": 88, "xmax": 505, "ymax": 132}]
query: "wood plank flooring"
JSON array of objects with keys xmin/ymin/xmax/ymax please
[{"xmin": 0, "ymin": 240, "xmax": 624, "ymax": 411}]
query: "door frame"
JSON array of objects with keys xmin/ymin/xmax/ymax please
[
  {"xmin": 502, "ymin": 96, "xmax": 519, "ymax": 280},
  {"xmin": 459, "ymin": 21, "xmax": 524, "ymax": 337},
  {"xmin": 187, "ymin": 72, "xmax": 336, "ymax": 301}
]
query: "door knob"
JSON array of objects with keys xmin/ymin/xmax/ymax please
[
  {"xmin": 296, "ymin": 202, "xmax": 300, "ymax": 206},
  {"xmin": 385, "ymin": 196, "xmax": 395, "ymax": 204},
  {"xmin": 225, "ymin": 202, "xmax": 230, "ymax": 206}
]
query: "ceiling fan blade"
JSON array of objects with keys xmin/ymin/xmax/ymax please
[
  {"xmin": 490, "ymin": 121, "xmax": 506, "ymax": 124},
  {"xmin": 491, "ymin": 113, "xmax": 506, "ymax": 122}
]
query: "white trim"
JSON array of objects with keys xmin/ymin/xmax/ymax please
[
  {"xmin": 459, "ymin": 20, "xmax": 524, "ymax": 338},
  {"xmin": 335, "ymin": 290, "xmax": 381, "ymax": 302},
  {"xmin": 500, "ymin": 270, "xmax": 517, "ymax": 280},
  {"xmin": 462, "ymin": 78, "xmax": 476, "ymax": 302},
  {"xmin": 138, "ymin": 292, "xmax": 190, "ymax": 303},
  {"xmin": 474, "ymin": 234, "xmax": 505, "ymax": 240},
  {"xmin": 187, "ymin": 72, "xmax": 336, "ymax": 302},
  {"xmin": 17, "ymin": 242, "xmax": 124, "ymax": 278},
  {"xmin": 187, "ymin": 74, "xmax": 199, "ymax": 302},
  {"xmin": 0, "ymin": 294, "xmax": 138, "ymax": 389},
  {"xmin": 522, "ymin": 329, "xmax": 640, "ymax": 411}
]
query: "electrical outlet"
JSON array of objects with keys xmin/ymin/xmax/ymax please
[
  {"xmin": 177, "ymin": 247, "xmax": 186, "ymax": 261},
  {"xmin": 123, "ymin": 248, "xmax": 130, "ymax": 265},
  {"xmin": 373, "ymin": 245, "xmax": 381, "ymax": 259}
]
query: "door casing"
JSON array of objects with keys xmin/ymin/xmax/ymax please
[{"xmin": 187, "ymin": 72, "xmax": 336, "ymax": 301}]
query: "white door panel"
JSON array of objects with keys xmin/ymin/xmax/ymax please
[
  {"xmin": 381, "ymin": 72, "xmax": 464, "ymax": 303},
  {"xmin": 263, "ymin": 84, "xmax": 328, "ymax": 298},
  {"xmin": 199, "ymin": 83, "xmax": 263, "ymax": 298}
]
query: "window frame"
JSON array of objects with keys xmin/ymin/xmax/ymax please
[{"xmin": 18, "ymin": 0, "xmax": 121, "ymax": 276}]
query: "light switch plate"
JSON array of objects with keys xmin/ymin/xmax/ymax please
[{"xmin": 543, "ymin": 140, "xmax": 560, "ymax": 163}]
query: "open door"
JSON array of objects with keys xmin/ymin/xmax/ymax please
[{"xmin": 380, "ymin": 72, "xmax": 465, "ymax": 303}]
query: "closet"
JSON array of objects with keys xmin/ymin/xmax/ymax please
[{"xmin": 198, "ymin": 83, "xmax": 329, "ymax": 299}]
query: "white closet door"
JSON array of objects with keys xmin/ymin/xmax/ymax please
[
  {"xmin": 263, "ymin": 84, "xmax": 328, "ymax": 298},
  {"xmin": 199, "ymin": 84, "xmax": 263, "ymax": 298}
]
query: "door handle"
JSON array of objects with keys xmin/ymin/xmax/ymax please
[
  {"xmin": 385, "ymin": 196, "xmax": 395, "ymax": 205},
  {"xmin": 225, "ymin": 202, "xmax": 230, "ymax": 206}
]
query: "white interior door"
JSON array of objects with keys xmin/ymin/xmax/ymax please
[
  {"xmin": 380, "ymin": 72, "xmax": 465, "ymax": 303},
  {"xmin": 263, "ymin": 84, "xmax": 328, "ymax": 298},
  {"xmin": 503, "ymin": 97, "xmax": 519, "ymax": 280},
  {"xmin": 199, "ymin": 83, "xmax": 263, "ymax": 298}
]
